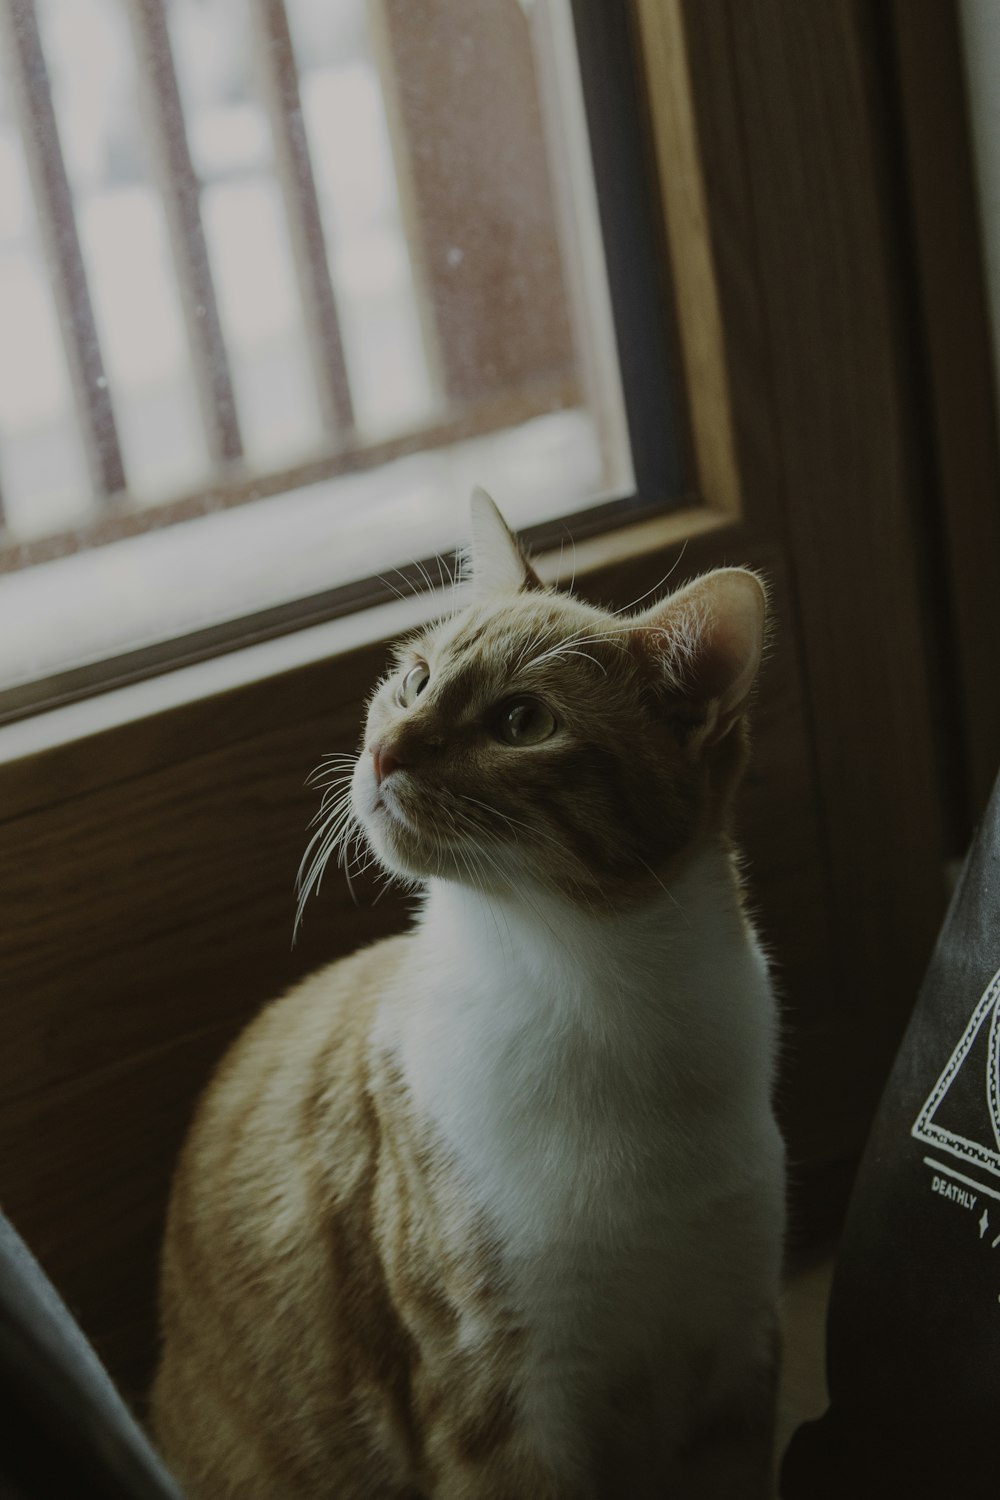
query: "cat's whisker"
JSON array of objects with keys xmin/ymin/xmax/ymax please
[
  {"xmin": 450, "ymin": 791, "xmax": 522, "ymax": 845},
  {"xmin": 306, "ymin": 755, "xmax": 357, "ymax": 790},
  {"xmin": 430, "ymin": 551, "xmax": 461, "ymax": 617},
  {"xmin": 390, "ymin": 565, "xmax": 422, "ymax": 599},
  {"xmin": 470, "ymin": 848, "xmax": 515, "ymax": 956},
  {"xmin": 509, "ymin": 628, "xmax": 538, "ymax": 677},
  {"xmin": 316, "ymin": 770, "xmax": 354, "ymax": 801},
  {"xmin": 410, "ymin": 556, "xmax": 437, "ymax": 597},
  {"xmin": 310, "ymin": 778, "xmax": 353, "ymax": 804},
  {"xmin": 369, "ymin": 853, "xmax": 405, "ymax": 904},
  {"xmin": 310, "ymin": 783, "xmax": 354, "ymax": 830},
  {"xmin": 326, "ymin": 819, "xmax": 359, "ymax": 877},
  {"xmin": 312, "ymin": 760, "xmax": 358, "ymax": 779},
  {"xmin": 314, "ymin": 792, "xmax": 352, "ymax": 828},
  {"xmin": 296, "ymin": 836, "xmax": 338, "ymax": 917},
  {"xmin": 553, "ymin": 529, "xmax": 578, "ymax": 596},
  {"xmin": 611, "ymin": 540, "xmax": 689, "ymax": 618},
  {"xmin": 341, "ymin": 816, "xmax": 365, "ymax": 860},
  {"xmin": 446, "ymin": 806, "xmax": 580, "ymax": 953},
  {"xmin": 294, "ymin": 783, "xmax": 365, "ymax": 936},
  {"xmin": 522, "ymin": 624, "xmax": 632, "ymax": 676},
  {"xmin": 511, "ymin": 616, "xmax": 563, "ymax": 675},
  {"xmin": 310, "ymin": 797, "xmax": 356, "ymax": 857},
  {"xmin": 296, "ymin": 816, "xmax": 340, "ymax": 896},
  {"xmin": 339, "ymin": 826, "xmax": 369, "ymax": 906},
  {"xmin": 632, "ymin": 855, "xmax": 689, "ymax": 923},
  {"xmin": 348, "ymin": 848, "xmax": 380, "ymax": 890},
  {"xmin": 309, "ymin": 766, "xmax": 357, "ymax": 784},
  {"xmin": 453, "ymin": 836, "xmax": 510, "ymax": 950},
  {"xmin": 453, "ymin": 792, "xmax": 571, "ymax": 862},
  {"xmin": 375, "ymin": 572, "xmax": 413, "ymax": 603},
  {"xmin": 527, "ymin": 645, "xmax": 607, "ymax": 675}
]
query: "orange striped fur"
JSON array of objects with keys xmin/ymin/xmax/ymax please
[{"xmin": 152, "ymin": 494, "xmax": 785, "ymax": 1497}]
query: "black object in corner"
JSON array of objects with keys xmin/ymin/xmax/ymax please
[
  {"xmin": 0, "ymin": 1212, "xmax": 182, "ymax": 1500},
  {"xmin": 781, "ymin": 771, "xmax": 1000, "ymax": 1495}
]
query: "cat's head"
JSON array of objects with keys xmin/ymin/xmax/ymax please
[{"xmin": 351, "ymin": 491, "xmax": 766, "ymax": 906}]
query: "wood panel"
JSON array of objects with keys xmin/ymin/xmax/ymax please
[
  {"xmin": 633, "ymin": 0, "xmax": 754, "ymax": 520},
  {"xmin": 677, "ymin": 0, "xmax": 948, "ymax": 1036},
  {"xmin": 889, "ymin": 0, "xmax": 1000, "ymax": 824}
]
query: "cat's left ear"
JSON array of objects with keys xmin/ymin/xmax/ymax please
[
  {"xmin": 465, "ymin": 487, "xmax": 541, "ymax": 598},
  {"xmin": 631, "ymin": 568, "xmax": 767, "ymax": 751}
]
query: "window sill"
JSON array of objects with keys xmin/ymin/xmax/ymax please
[{"xmin": 0, "ymin": 501, "xmax": 727, "ymax": 817}]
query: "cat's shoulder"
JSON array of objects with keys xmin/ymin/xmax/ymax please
[
  {"xmin": 179, "ymin": 930, "xmax": 413, "ymax": 1160},
  {"xmin": 230, "ymin": 928, "xmax": 411, "ymax": 1055}
]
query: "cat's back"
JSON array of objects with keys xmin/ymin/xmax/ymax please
[
  {"xmin": 163, "ymin": 931, "xmax": 410, "ymax": 1239},
  {"xmin": 151, "ymin": 933, "xmax": 414, "ymax": 1498}
]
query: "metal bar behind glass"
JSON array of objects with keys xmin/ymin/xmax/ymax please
[
  {"xmin": 569, "ymin": 0, "xmax": 687, "ymax": 501},
  {"xmin": 250, "ymin": 0, "xmax": 355, "ymax": 436},
  {"xmin": 127, "ymin": 0, "xmax": 243, "ymax": 465},
  {"xmin": 0, "ymin": 0, "xmax": 126, "ymax": 502}
]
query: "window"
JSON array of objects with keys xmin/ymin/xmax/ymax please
[{"xmin": 0, "ymin": 0, "xmax": 684, "ymax": 720}]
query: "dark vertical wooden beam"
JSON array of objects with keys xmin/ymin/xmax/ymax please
[
  {"xmin": 128, "ymin": 0, "xmax": 242, "ymax": 466},
  {"xmin": 701, "ymin": 0, "xmax": 948, "ymax": 1031},
  {"xmin": 0, "ymin": 0, "xmax": 126, "ymax": 502},
  {"xmin": 251, "ymin": 0, "xmax": 355, "ymax": 437},
  {"xmin": 889, "ymin": 0, "xmax": 1000, "ymax": 825}
]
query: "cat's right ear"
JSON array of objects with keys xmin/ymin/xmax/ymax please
[
  {"xmin": 464, "ymin": 488, "xmax": 541, "ymax": 599},
  {"xmin": 630, "ymin": 568, "xmax": 767, "ymax": 752}
]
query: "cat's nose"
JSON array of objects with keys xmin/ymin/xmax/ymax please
[{"xmin": 372, "ymin": 742, "xmax": 403, "ymax": 785}]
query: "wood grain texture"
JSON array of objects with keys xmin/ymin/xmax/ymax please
[
  {"xmin": 688, "ymin": 0, "xmax": 948, "ymax": 1031},
  {"xmin": 632, "ymin": 0, "xmax": 744, "ymax": 519},
  {"xmin": 889, "ymin": 0, "xmax": 1000, "ymax": 825}
]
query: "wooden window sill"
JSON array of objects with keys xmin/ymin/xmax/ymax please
[{"xmin": 0, "ymin": 502, "xmax": 728, "ymax": 818}]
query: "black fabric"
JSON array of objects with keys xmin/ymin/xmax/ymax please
[
  {"xmin": 0, "ymin": 1212, "xmax": 182, "ymax": 1500},
  {"xmin": 781, "ymin": 771, "xmax": 1000, "ymax": 1496}
]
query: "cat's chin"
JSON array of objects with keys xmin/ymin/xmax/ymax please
[
  {"xmin": 357, "ymin": 799, "xmax": 449, "ymax": 883},
  {"xmin": 362, "ymin": 805, "xmax": 519, "ymax": 892},
  {"xmin": 352, "ymin": 769, "xmax": 517, "ymax": 893}
]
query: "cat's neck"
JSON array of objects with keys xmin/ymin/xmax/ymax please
[
  {"xmin": 378, "ymin": 836, "xmax": 775, "ymax": 1217},
  {"xmin": 418, "ymin": 837, "xmax": 746, "ymax": 991},
  {"xmin": 381, "ymin": 837, "xmax": 771, "ymax": 1084}
]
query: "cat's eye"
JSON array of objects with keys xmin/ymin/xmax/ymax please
[
  {"xmin": 496, "ymin": 697, "xmax": 557, "ymax": 746},
  {"xmin": 398, "ymin": 662, "xmax": 430, "ymax": 707}
]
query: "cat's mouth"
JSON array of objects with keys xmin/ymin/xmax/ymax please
[
  {"xmin": 361, "ymin": 776, "xmax": 473, "ymax": 883},
  {"xmin": 373, "ymin": 801, "xmax": 412, "ymax": 842},
  {"xmin": 362, "ymin": 777, "xmax": 429, "ymax": 861},
  {"xmin": 355, "ymin": 761, "xmax": 502, "ymax": 884},
  {"xmin": 372, "ymin": 779, "xmax": 413, "ymax": 828}
]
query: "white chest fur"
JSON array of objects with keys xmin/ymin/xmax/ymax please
[{"xmin": 376, "ymin": 844, "xmax": 784, "ymax": 1476}]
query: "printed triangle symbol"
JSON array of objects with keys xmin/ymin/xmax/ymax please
[{"xmin": 911, "ymin": 965, "xmax": 1000, "ymax": 1181}]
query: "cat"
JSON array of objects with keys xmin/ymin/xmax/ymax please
[{"xmin": 150, "ymin": 490, "xmax": 785, "ymax": 1499}]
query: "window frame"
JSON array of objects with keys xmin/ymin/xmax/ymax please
[{"xmin": 1, "ymin": 0, "xmax": 692, "ymax": 727}]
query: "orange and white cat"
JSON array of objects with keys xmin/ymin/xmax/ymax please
[{"xmin": 151, "ymin": 492, "xmax": 785, "ymax": 1498}]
